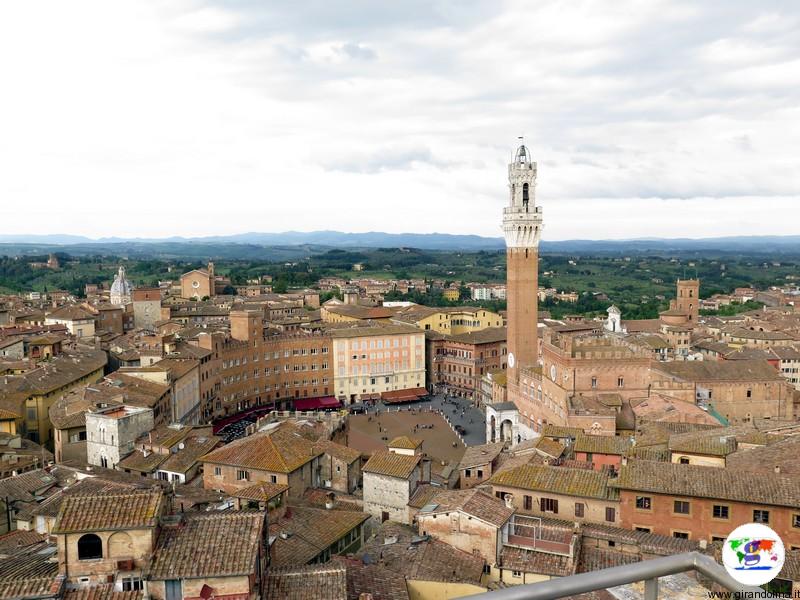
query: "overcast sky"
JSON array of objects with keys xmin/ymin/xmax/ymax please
[{"xmin": 1, "ymin": 1, "xmax": 798, "ymax": 240}]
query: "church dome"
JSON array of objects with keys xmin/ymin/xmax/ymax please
[{"xmin": 110, "ymin": 266, "xmax": 133, "ymax": 305}]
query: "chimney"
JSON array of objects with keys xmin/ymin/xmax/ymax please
[
  {"xmin": 774, "ymin": 465, "xmax": 781, "ymax": 474},
  {"xmin": 699, "ymin": 539, "xmax": 708, "ymax": 550},
  {"xmin": 325, "ymin": 492, "xmax": 336, "ymax": 510},
  {"xmin": 504, "ymin": 493, "xmax": 514, "ymax": 509},
  {"xmin": 621, "ymin": 456, "xmax": 628, "ymax": 466}
]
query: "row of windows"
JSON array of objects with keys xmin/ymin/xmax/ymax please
[
  {"xmin": 590, "ymin": 377, "xmax": 625, "ymax": 388},
  {"xmin": 347, "ymin": 338, "xmax": 411, "ymax": 350},
  {"xmin": 221, "ymin": 347, "xmax": 328, "ymax": 368},
  {"xmin": 350, "ymin": 351, "xmax": 409, "ymax": 360},
  {"xmin": 223, "ymin": 366, "xmax": 330, "ymax": 384},
  {"xmin": 345, "ymin": 361, "xmax": 416, "ymax": 376},
  {"xmin": 635, "ymin": 496, "xmax": 791, "ymax": 526},
  {"xmin": 504, "ymin": 493, "xmax": 616, "ymax": 522}
]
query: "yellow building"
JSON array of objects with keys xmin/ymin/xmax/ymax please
[
  {"xmin": 0, "ymin": 409, "xmax": 18, "ymax": 434},
  {"xmin": 393, "ymin": 305, "xmax": 504, "ymax": 336},
  {"xmin": 442, "ymin": 288, "xmax": 461, "ymax": 302},
  {"xmin": 0, "ymin": 348, "xmax": 107, "ymax": 448}
]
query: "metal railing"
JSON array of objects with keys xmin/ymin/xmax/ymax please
[{"xmin": 459, "ymin": 552, "xmax": 774, "ymax": 600}]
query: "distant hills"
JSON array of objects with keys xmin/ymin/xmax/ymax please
[{"xmin": 0, "ymin": 231, "xmax": 798, "ymax": 256}]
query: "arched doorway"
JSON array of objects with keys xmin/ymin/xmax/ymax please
[{"xmin": 501, "ymin": 419, "xmax": 513, "ymax": 442}]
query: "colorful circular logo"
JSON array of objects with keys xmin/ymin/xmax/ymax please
[{"xmin": 722, "ymin": 523, "xmax": 785, "ymax": 586}]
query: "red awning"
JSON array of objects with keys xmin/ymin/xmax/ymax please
[
  {"xmin": 293, "ymin": 396, "xmax": 341, "ymax": 411},
  {"xmin": 381, "ymin": 387, "xmax": 427, "ymax": 403}
]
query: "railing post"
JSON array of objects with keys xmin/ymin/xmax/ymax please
[{"xmin": 644, "ymin": 577, "xmax": 658, "ymax": 600}]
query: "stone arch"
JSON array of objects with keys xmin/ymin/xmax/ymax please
[
  {"xmin": 501, "ymin": 419, "xmax": 513, "ymax": 442},
  {"xmin": 108, "ymin": 531, "xmax": 134, "ymax": 558}
]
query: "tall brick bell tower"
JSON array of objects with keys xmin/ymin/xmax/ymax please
[{"xmin": 503, "ymin": 142, "xmax": 543, "ymax": 385}]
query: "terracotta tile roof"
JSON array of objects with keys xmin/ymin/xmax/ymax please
[
  {"xmin": 265, "ymin": 564, "xmax": 347, "ymax": 600},
  {"xmin": 407, "ymin": 483, "xmax": 438, "ymax": 510},
  {"xmin": 137, "ymin": 425, "xmax": 190, "ymax": 450},
  {"xmin": 577, "ymin": 546, "xmax": 640, "ymax": 574},
  {"xmin": 327, "ymin": 322, "xmax": 419, "ymax": 337},
  {"xmin": 46, "ymin": 305, "xmax": 94, "ymax": 321},
  {"xmin": 574, "ymin": 435, "xmax": 631, "ymax": 456},
  {"xmin": 325, "ymin": 305, "xmax": 396, "ymax": 321},
  {"xmin": 338, "ymin": 557, "xmax": 411, "ymax": 600},
  {"xmin": 53, "ymin": 488, "xmax": 163, "ymax": 533},
  {"xmin": 0, "ymin": 408, "xmax": 20, "ymax": 420},
  {"xmin": 232, "ymin": 481, "xmax": 289, "ymax": 502},
  {"xmin": 312, "ymin": 439, "xmax": 362, "ymax": 464},
  {"xmin": 0, "ymin": 349, "xmax": 107, "ymax": 397},
  {"xmin": 202, "ymin": 424, "xmax": 321, "ymax": 474},
  {"xmin": 149, "ymin": 512, "xmax": 265, "ymax": 579},
  {"xmin": 780, "ymin": 549, "xmax": 800, "ymax": 582},
  {"xmin": 358, "ymin": 522, "xmax": 484, "ymax": 585},
  {"xmin": 458, "ymin": 442, "xmax": 505, "ymax": 469},
  {"xmin": 0, "ymin": 541, "xmax": 63, "ymax": 600},
  {"xmin": 493, "ymin": 451, "xmax": 548, "ymax": 477},
  {"xmin": 542, "ymin": 424, "xmax": 584, "ymax": 439},
  {"xmin": 420, "ymin": 489, "xmax": 514, "ymax": 528},
  {"xmin": 727, "ymin": 436, "xmax": 800, "ymax": 476},
  {"xmin": 363, "ymin": 451, "xmax": 422, "ymax": 479},
  {"xmin": 490, "ymin": 464, "xmax": 619, "ymax": 501},
  {"xmin": 611, "ymin": 460, "xmax": 800, "ymax": 508},
  {"xmin": 0, "ymin": 530, "xmax": 47, "ymax": 553},
  {"xmin": 117, "ymin": 449, "xmax": 168, "ymax": 473},
  {"xmin": 269, "ymin": 506, "xmax": 369, "ymax": 567},
  {"xmin": 300, "ymin": 489, "xmax": 363, "ymax": 512},
  {"xmin": 500, "ymin": 546, "xmax": 575, "ymax": 577},
  {"xmin": 64, "ymin": 585, "xmax": 142, "ymax": 600},
  {"xmin": 0, "ymin": 469, "xmax": 57, "ymax": 502},
  {"xmin": 388, "ymin": 436, "xmax": 422, "ymax": 450},
  {"xmin": 448, "ymin": 327, "xmax": 507, "ymax": 345},
  {"xmin": 528, "ymin": 437, "xmax": 567, "ymax": 459},
  {"xmin": 29, "ymin": 477, "xmax": 137, "ymax": 520},
  {"xmin": 652, "ymin": 359, "xmax": 783, "ymax": 382},
  {"xmin": 158, "ymin": 436, "xmax": 220, "ymax": 474},
  {"xmin": 75, "ymin": 373, "xmax": 170, "ymax": 411},
  {"xmin": 581, "ymin": 522, "xmax": 700, "ymax": 555},
  {"xmin": 630, "ymin": 444, "xmax": 670, "ymax": 462},
  {"xmin": 667, "ymin": 431, "xmax": 737, "ymax": 457}
]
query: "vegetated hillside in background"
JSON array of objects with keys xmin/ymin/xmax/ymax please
[
  {"xmin": 1, "ymin": 248, "xmax": 796, "ymax": 320},
  {"xmin": 0, "ymin": 231, "xmax": 798, "ymax": 254}
]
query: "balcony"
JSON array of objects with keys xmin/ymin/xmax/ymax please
[{"xmin": 503, "ymin": 516, "xmax": 574, "ymax": 557}]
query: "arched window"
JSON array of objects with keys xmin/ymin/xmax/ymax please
[
  {"xmin": 522, "ymin": 183, "xmax": 529, "ymax": 208},
  {"xmin": 78, "ymin": 533, "xmax": 103, "ymax": 560}
]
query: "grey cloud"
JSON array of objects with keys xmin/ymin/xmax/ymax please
[
  {"xmin": 336, "ymin": 42, "xmax": 377, "ymax": 60},
  {"xmin": 323, "ymin": 147, "xmax": 453, "ymax": 174}
]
